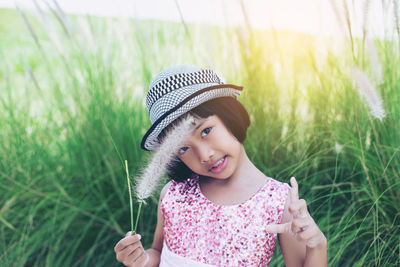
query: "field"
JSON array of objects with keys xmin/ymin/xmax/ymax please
[{"xmin": 0, "ymin": 4, "xmax": 399, "ymax": 267}]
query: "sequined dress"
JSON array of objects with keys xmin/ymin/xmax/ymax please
[{"xmin": 159, "ymin": 174, "xmax": 290, "ymax": 266}]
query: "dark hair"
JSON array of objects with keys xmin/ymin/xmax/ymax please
[{"xmin": 157, "ymin": 97, "xmax": 250, "ymax": 183}]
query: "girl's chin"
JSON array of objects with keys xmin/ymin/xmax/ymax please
[{"xmin": 204, "ymin": 170, "xmax": 232, "ymax": 180}]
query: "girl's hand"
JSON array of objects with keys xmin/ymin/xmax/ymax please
[
  {"xmin": 114, "ymin": 231, "xmax": 149, "ymax": 267},
  {"xmin": 265, "ymin": 177, "xmax": 327, "ymax": 249}
]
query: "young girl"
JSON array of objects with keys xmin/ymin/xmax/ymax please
[{"xmin": 114, "ymin": 65, "xmax": 327, "ymax": 266}]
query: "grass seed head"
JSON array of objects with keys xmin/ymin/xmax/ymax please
[
  {"xmin": 352, "ymin": 67, "xmax": 386, "ymax": 120},
  {"xmin": 134, "ymin": 114, "xmax": 196, "ymax": 203}
]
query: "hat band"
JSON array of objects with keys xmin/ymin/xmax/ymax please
[
  {"xmin": 141, "ymin": 84, "xmax": 243, "ymax": 150},
  {"xmin": 146, "ymin": 70, "xmax": 223, "ymax": 111}
]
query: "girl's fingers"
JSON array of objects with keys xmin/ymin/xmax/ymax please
[
  {"xmin": 290, "ymin": 177, "xmax": 299, "ymax": 202},
  {"xmin": 265, "ymin": 222, "xmax": 292, "ymax": 234},
  {"xmin": 118, "ymin": 242, "xmax": 141, "ymax": 264},
  {"xmin": 132, "ymin": 251, "xmax": 150, "ymax": 266},
  {"xmin": 291, "ymin": 215, "xmax": 309, "ymax": 234},
  {"xmin": 124, "ymin": 245, "xmax": 145, "ymax": 265},
  {"xmin": 296, "ymin": 224, "xmax": 319, "ymax": 243},
  {"xmin": 289, "ymin": 199, "xmax": 308, "ymax": 218},
  {"xmin": 114, "ymin": 234, "xmax": 142, "ymax": 253}
]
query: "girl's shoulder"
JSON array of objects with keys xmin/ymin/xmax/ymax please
[
  {"xmin": 261, "ymin": 176, "xmax": 291, "ymax": 205},
  {"xmin": 160, "ymin": 174, "xmax": 198, "ymax": 201},
  {"xmin": 270, "ymin": 176, "xmax": 291, "ymax": 193},
  {"xmin": 254, "ymin": 171, "xmax": 290, "ymax": 192},
  {"xmin": 160, "ymin": 180, "xmax": 173, "ymax": 201},
  {"xmin": 266, "ymin": 176, "xmax": 291, "ymax": 190}
]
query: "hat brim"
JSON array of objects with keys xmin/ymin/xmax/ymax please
[{"xmin": 141, "ymin": 84, "xmax": 243, "ymax": 151}]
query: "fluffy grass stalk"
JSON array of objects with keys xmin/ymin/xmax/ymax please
[
  {"xmin": 134, "ymin": 114, "xmax": 196, "ymax": 203},
  {"xmin": 131, "ymin": 114, "xmax": 196, "ymax": 233},
  {"xmin": 352, "ymin": 67, "xmax": 386, "ymax": 120},
  {"xmin": 365, "ymin": 39, "xmax": 383, "ymax": 84}
]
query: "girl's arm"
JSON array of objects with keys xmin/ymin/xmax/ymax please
[
  {"xmin": 144, "ymin": 181, "xmax": 171, "ymax": 267},
  {"xmin": 266, "ymin": 177, "xmax": 327, "ymax": 267}
]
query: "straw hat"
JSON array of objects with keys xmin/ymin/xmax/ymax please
[{"xmin": 141, "ymin": 64, "xmax": 243, "ymax": 151}]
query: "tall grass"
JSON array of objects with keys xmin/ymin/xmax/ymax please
[{"xmin": 0, "ymin": 3, "xmax": 399, "ymax": 267}]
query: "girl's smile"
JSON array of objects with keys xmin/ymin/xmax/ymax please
[{"xmin": 209, "ymin": 155, "xmax": 228, "ymax": 173}]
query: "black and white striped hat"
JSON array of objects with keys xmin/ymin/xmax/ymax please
[{"xmin": 141, "ymin": 64, "xmax": 243, "ymax": 151}]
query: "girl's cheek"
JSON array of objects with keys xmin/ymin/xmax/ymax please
[{"xmin": 182, "ymin": 155, "xmax": 197, "ymax": 169}]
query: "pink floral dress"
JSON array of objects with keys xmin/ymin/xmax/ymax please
[{"xmin": 160, "ymin": 174, "xmax": 290, "ymax": 266}]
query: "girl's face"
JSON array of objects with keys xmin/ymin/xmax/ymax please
[{"xmin": 177, "ymin": 115, "xmax": 242, "ymax": 180}]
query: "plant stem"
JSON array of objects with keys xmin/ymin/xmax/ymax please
[
  {"xmin": 133, "ymin": 202, "xmax": 142, "ymax": 235},
  {"xmin": 124, "ymin": 160, "xmax": 134, "ymax": 236}
]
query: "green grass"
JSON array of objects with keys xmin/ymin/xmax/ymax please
[{"xmin": 1, "ymin": 6, "xmax": 399, "ymax": 267}]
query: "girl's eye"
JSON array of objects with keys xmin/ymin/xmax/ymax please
[
  {"xmin": 178, "ymin": 146, "xmax": 188, "ymax": 155},
  {"xmin": 179, "ymin": 127, "xmax": 212, "ymax": 155},
  {"xmin": 201, "ymin": 127, "xmax": 212, "ymax": 137}
]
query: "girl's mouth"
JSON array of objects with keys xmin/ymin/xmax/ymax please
[{"xmin": 209, "ymin": 155, "xmax": 228, "ymax": 173}]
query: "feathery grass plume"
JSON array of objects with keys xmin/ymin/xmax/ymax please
[
  {"xmin": 351, "ymin": 67, "xmax": 386, "ymax": 120},
  {"xmin": 134, "ymin": 114, "xmax": 196, "ymax": 203},
  {"xmin": 365, "ymin": 39, "xmax": 383, "ymax": 85},
  {"xmin": 365, "ymin": 130, "xmax": 371, "ymax": 150},
  {"xmin": 335, "ymin": 142, "xmax": 343, "ymax": 154},
  {"xmin": 130, "ymin": 114, "xmax": 196, "ymax": 235}
]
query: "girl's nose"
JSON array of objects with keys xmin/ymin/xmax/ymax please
[{"xmin": 198, "ymin": 145, "xmax": 215, "ymax": 164}]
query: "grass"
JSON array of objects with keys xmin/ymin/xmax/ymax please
[{"xmin": 0, "ymin": 4, "xmax": 399, "ymax": 267}]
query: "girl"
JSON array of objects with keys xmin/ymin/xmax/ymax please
[{"xmin": 114, "ymin": 65, "xmax": 327, "ymax": 266}]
